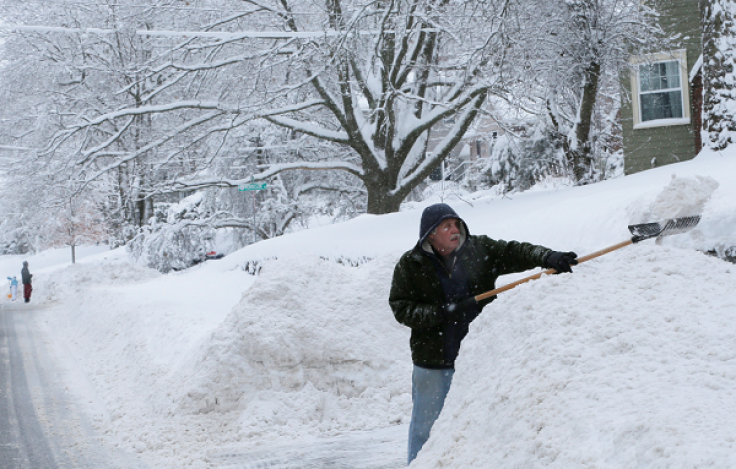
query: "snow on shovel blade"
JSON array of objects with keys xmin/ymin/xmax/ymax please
[{"xmin": 628, "ymin": 215, "xmax": 701, "ymax": 243}]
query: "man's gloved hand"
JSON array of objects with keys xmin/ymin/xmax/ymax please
[
  {"xmin": 544, "ymin": 251, "xmax": 579, "ymax": 273},
  {"xmin": 442, "ymin": 296, "xmax": 478, "ymax": 322}
]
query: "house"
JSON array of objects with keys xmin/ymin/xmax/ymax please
[{"xmin": 622, "ymin": 0, "xmax": 702, "ymax": 175}]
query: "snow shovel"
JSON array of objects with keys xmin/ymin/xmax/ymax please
[{"xmin": 474, "ymin": 215, "xmax": 701, "ymax": 302}]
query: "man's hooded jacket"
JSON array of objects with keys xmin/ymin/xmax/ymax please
[
  {"xmin": 389, "ymin": 203, "xmax": 551, "ymax": 368},
  {"xmin": 21, "ymin": 261, "xmax": 32, "ymax": 285}
]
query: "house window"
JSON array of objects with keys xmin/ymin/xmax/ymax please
[
  {"xmin": 639, "ymin": 61, "xmax": 683, "ymax": 120},
  {"xmin": 630, "ymin": 50, "xmax": 690, "ymax": 129}
]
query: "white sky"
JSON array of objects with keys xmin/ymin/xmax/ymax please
[{"xmin": 1, "ymin": 148, "xmax": 734, "ymax": 469}]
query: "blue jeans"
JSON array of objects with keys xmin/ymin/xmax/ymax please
[{"xmin": 407, "ymin": 366, "xmax": 454, "ymax": 465}]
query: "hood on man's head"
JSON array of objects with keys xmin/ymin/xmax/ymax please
[
  {"xmin": 418, "ymin": 203, "xmax": 469, "ymax": 249},
  {"xmin": 22, "ymin": 261, "xmax": 28, "ymax": 267}
]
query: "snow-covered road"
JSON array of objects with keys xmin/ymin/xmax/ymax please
[
  {"xmin": 1, "ymin": 300, "xmax": 407, "ymax": 469},
  {"xmin": 0, "ymin": 302, "xmax": 149, "ymax": 469}
]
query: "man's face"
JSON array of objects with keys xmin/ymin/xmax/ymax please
[{"xmin": 428, "ymin": 218, "xmax": 461, "ymax": 256}]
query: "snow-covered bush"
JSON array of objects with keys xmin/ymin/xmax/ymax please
[
  {"xmin": 0, "ymin": 224, "xmax": 31, "ymax": 255},
  {"xmin": 466, "ymin": 127, "xmax": 567, "ymax": 193},
  {"xmin": 600, "ymin": 148, "xmax": 624, "ymax": 180},
  {"xmin": 128, "ymin": 192, "xmax": 215, "ymax": 273}
]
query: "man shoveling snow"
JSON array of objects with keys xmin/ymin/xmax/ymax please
[
  {"xmin": 389, "ymin": 203, "xmax": 578, "ymax": 465},
  {"xmin": 405, "ymin": 175, "xmax": 726, "ymax": 468}
]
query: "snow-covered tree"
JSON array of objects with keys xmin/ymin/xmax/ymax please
[
  {"xmin": 127, "ymin": 192, "xmax": 216, "ymax": 272},
  {"xmin": 29, "ymin": 0, "xmax": 540, "ymax": 214},
  {"xmin": 1, "ymin": 1, "xmax": 366, "ymax": 248},
  {"xmin": 0, "ymin": 0, "xmax": 667, "ymax": 259},
  {"xmin": 0, "ymin": 170, "xmax": 110, "ymax": 255},
  {"xmin": 701, "ymin": 0, "xmax": 736, "ymax": 150},
  {"xmin": 0, "ymin": 0, "xmax": 209, "ymax": 241},
  {"xmin": 201, "ymin": 119, "xmax": 366, "ymax": 246},
  {"xmin": 529, "ymin": 0, "xmax": 661, "ymax": 183},
  {"xmin": 466, "ymin": 126, "xmax": 567, "ymax": 193}
]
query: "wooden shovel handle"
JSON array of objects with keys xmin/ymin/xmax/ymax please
[{"xmin": 473, "ymin": 239, "xmax": 634, "ymax": 302}]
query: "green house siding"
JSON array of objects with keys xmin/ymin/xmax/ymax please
[{"xmin": 623, "ymin": 0, "xmax": 702, "ymax": 175}]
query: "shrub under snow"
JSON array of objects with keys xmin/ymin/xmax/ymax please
[{"xmin": 128, "ymin": 192, "xmax": 215, "ymax": 273}]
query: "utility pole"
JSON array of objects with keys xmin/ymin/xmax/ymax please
[{"xmin": 69, "ymin": 196, "xmax": 76, "ymax": 264}]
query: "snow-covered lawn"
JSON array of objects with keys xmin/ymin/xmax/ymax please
[{"xmin": 2, "ymin": 149, "xmax": 734, "ymax": 468}]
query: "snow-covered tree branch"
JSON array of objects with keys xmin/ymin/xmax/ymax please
[{"xmin": 23, "ymin": 0, "xmax": 531, "ymax": 214}]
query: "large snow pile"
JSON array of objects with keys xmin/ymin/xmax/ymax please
[
  {"xmin": 37, "ymin": 258, "xmax": 160, "ymax": 303},
  {"xmin": 413, "ymin": 245, "xmax": 736, "ymax": 468},
  {"xmin": 33, "ymin": 252, "xmax": 412, "ymax": 467},
  {"xmin": 166, "ymin": 254, "xmax": 412, "ymax": 437},
  {"xmin": 413, "ymin": 167, "xmax": 735, "ymax": 468}
]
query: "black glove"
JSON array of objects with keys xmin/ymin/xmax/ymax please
[
  {"xmin": 441, "ymin": 296, "xmax": 478, "ymax": 323},
  {"xmin": 543, "ymin": 251, "xmax": 578, "ymax": 273}
]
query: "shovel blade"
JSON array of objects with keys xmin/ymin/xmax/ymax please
[{"xmin": 628, "ymin": 215, "xmax": 701, "ymax": 242}]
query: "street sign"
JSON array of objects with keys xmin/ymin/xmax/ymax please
[
  {"xmin": 238, "ymin": 182, "xmax": 267, "ymax": 191},
  {"xmin": 239, "ymin": 179, "xmax": 267, "ymax": 245}
]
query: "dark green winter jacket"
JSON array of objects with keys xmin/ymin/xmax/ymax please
[{"xmin": 389, "ymin": 234, "xmax": 550, "ymax": 368}]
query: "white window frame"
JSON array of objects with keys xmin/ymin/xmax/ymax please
[{"xmin": 630, "ymin": 49, "xmax": 690, "ymax": 129}]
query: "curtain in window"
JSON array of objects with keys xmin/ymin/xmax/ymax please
[{"xmin": 639, "ymin": 61, "xmax": 683, "ymax": 121}]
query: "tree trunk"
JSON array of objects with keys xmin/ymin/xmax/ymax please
[
  {"xmin": 366, "ymin": 191, "xmax": 404, "ymax": 214},
  {"xmin": 569, "ymin": 59, "xmax": 601, "ymax": 183},
  {"xmin": 364, "ymin": 171, "xmax": 405, "ymax": 214},
  {"xmin": 135, "ymin": 197, "xmax": 146, "ymax": 227}
]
